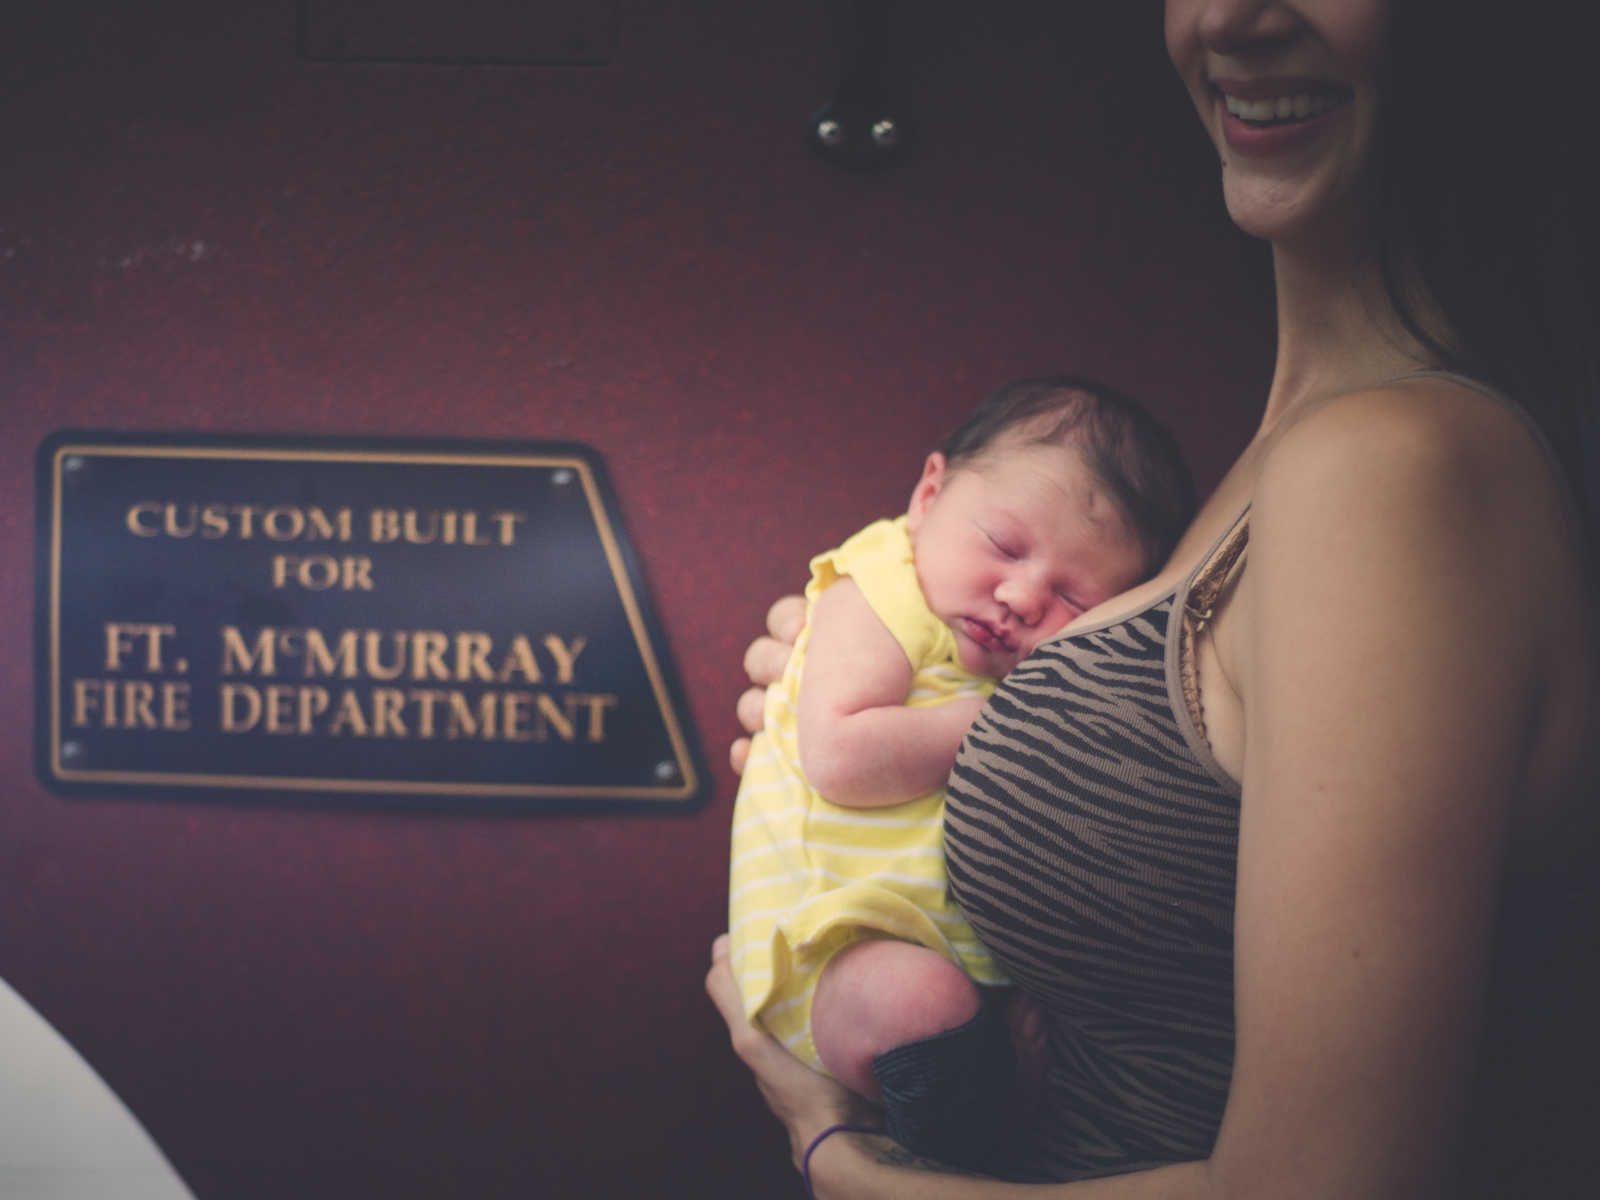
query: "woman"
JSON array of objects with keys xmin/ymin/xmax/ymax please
[{"xmin": 708, "ymin": 1, "xmax": 1597, "ymax": 1196}]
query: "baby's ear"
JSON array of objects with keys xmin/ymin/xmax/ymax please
[{"xmin": 906, "ymin": 453, "xmax": 947, "ymax": 532}]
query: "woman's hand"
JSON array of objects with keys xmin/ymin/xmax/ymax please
[
  {"xmin": 729, "ymin": 595, "xmax": 806, "ymax": 774},
  {"xmin": 705, "ymin": 934, "xmax": 871, "ymax": 1170}
]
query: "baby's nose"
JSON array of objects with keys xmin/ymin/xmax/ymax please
[{"xmin": 1000, "ymin": 576, "xmax": 1046, "ymax": 624}]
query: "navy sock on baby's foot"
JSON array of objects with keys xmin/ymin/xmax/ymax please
[{"xmin": 868, "ymin": 993, "xmax": 1016, "ymax": 1172}]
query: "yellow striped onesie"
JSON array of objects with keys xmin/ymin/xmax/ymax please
[{"xmin": 728, "ymin": 516, "xmax": 1009, "ymax": 1073}]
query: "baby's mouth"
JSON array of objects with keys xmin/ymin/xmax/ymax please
[{"xmin": 964, "ymin": 618, "xmax": 1016, "ymax": 654}]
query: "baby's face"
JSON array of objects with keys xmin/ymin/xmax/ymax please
[{"xmin": 906, "ymin": 442, "xmax": 1149, "ymax": 677}]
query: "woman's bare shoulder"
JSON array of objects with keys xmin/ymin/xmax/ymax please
[
  {"xmin": 1249, "ymin": 376, "xmax": 1593, "ymax": 833},
  {"xmin": 1258, "ymin": 377, "xmax": 1570, "ymax": 538}
]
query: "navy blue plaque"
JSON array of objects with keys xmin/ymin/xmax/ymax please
[{"xmin": 35, "ymin": 432, "xmax": 707, "ymax": 811}]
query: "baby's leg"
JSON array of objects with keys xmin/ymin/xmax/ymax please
[
  {"xmin": 811, "ymin": 937, "xmax": 980, "ymax": 1099},
  {"xmin": 812, "ymin": 938, "xmax": 1016, "ymax": 1170}
]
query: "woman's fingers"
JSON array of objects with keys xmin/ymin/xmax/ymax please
[
  {"xmin": 741, "ymin": 596, "xmax": 804, "ymax": 687},
  {"xmin": 705, "ymin": 934, "xmax": 741, "ymax": 1030},
  {"xmin": 766, "ymin": 595, "xmax": 806, "ymax": 642},
  {"xmin": 743, "ymin": 636, "xmax": 792, "ymax": 688},
  {"xmin": 732, "ymin": 596, "xmax": 805, "ymax": 769},
  {"xmin": 707, "ymin": 936, "xmax": 797, "ymax": 1073},
  {"xmin": 731, "ymin": 686, "xmax": 768, "ymax": 772},
  {"xmin": 736, "ymin": 686, "xmax": 767, "ymax": 736},
  {"xmin": 706, "ymin": 936, "xmax": 768, "ymax": 1063}
]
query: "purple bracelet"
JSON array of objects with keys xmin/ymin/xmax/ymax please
[{"xmin": 802, "ymin": 1123, "xmax": 880, "ymax": 1198}]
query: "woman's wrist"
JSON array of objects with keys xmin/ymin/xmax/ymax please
[{"xmin": 802, "ymin": 1123, "xmax": 880, "ymax": 1199}]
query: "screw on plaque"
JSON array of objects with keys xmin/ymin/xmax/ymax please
[
  {"xmin": 62, "ymin": 455, "xmax": 85, "ymax": 477},
  {"xmin": 551, "ymin": 468, "xmax": 576, "ymax": 489},
  {"xmin": 653, "ymin": 760, "xmax": 679, "ymax": 783},
  {"xmin": 808, "ymin": 0, "xmax": 911, "ymax": 171},
  {"xmin": 61, "ymin": 741, "xmax": 84, "ymax": 762}
]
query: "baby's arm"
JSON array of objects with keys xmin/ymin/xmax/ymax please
[{"xmin": 796, "ymin": 577, "xmax": 986, "ymax": 808}]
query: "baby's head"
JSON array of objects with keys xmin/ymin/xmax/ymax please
[{"xmin": 906, "ymin": 375, "xmax": 1195, "ymax": 677}]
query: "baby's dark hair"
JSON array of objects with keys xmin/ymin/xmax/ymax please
[{"xmin": 939, "ymin": 374, "xmax": 1196, "ymax": 571}]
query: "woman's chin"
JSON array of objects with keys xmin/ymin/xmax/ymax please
[
  {"xmin": 1219, "ymin": 166, "xmax": 1366, "ymax": 253},
  {"xmin": 1220, "ymin": 180, "xmax": 1299, "ymax": 242}
]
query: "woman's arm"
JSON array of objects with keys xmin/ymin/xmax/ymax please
[
  {"xmin": 796, "ymin": 578, "xmax": 986, "ymax": 807},
  {"xmin": 1205, "ymin": 387, "xmax": 1560, "ymax": 1198}
]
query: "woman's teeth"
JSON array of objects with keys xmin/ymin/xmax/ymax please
[{"xmin": 1223, "ymin": 92, "xmax": 1340, "ymax": 124}]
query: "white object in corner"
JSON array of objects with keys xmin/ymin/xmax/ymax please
[{"xmin": 0, "ymin": 977, "xmax": 196, "ymax": 1200}]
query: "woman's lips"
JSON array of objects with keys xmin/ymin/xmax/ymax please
[{"xmin": 1212, "ymin": 80, "xmax": 1350, "ymax": 156}]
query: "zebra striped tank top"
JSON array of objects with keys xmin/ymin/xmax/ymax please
[{"xmin": 944, "ymin": 511, "xmax": 1248, "ymax": 1183}]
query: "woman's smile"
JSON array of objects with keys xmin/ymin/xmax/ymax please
[{"xmin": 1211, "ymin": 77, "xmax": 1352, "ymax": 155}]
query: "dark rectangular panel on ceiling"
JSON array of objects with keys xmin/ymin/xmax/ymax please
[{"xmin": 298, "ymin": 0, "xmax": 619, "ymax": 65}]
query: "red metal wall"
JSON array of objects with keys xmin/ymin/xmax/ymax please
[{"xmin": 0, "ymin": 4, "xmax": 1271, "ymax": 1196}]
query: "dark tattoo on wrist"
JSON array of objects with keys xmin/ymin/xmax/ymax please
[{"xmin": 872, "ymin": 1142, "xmax": 984, "ymax": 1178}]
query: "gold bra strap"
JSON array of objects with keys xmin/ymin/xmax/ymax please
[
  {"xmin": 1184, "ymin": 519, "xmax": 1249, "ymax": 633},
  {"xmin": 1179, "ymin": 517, "xmax": 1249, "ymax": 747}
]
